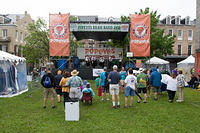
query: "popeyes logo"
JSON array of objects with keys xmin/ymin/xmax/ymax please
[
  {"xmin": 52, "ymin": 23, "xmax": 67, "ymax": 38},
  {"xmin": 85, "ymin": 48, "xmax": 115, "ymax": 55},
  {"xmin": 133, "ymin": 23, "xmax": 148, "ymax": 39}
]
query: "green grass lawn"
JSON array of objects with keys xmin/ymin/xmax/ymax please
[{"xmin": 0, "ymin": 80, "xmax": 200, "ymax": 133}]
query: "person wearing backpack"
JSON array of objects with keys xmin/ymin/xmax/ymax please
[{"xmin": 41, "ymin": 69, "xmax": 56, "ymax": 109}]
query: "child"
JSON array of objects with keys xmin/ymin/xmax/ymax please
[
  {"xmin": 166, "ymin": 72, "xmax": 177, "ymax": 103},
  {"xmin": 81, "ymin": 80, "xmax": 88, "ymax": 91},
  {"xmin": 176, "ymin": 70, "xmax": 186, "ymax": 102},
  {"xmin": 81, "ymin": 83, "xmax": 95, "ymax": 102},
  {"xmin": 95, "ymin": 75, "xmax": 100, "ymax": 89}
]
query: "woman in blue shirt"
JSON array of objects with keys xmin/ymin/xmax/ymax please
[{"xmin": 120, "ymin": 67, "xmax": 126, "ymax": 93}]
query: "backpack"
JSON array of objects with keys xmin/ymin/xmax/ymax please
[
  {"xmin": 104, "ymin": 72, "xmax": 109, "ymax": 87},
  {"xmin": 44, "ymin": 76, "xmax": 51, "ymax": 88}
]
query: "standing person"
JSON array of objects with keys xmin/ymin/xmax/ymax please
[
  {"xmin": 166, "ymin": 72, "xmax": 177, "ymax": 103},
  {"xmin": 146, "ymin": 70, "xmax": 151, "ymax": 97},
  {"xmin": 137, "ymin": 68, "xmax": 148, "ymax": 103},
  {"xmin": 108, "ymin": 56, "xmax": 113, "ymax": 69},
  {"xmin": 66, "ymin": 69, "xmax": 83, "ymax": 99},
  {"xmin": 41, "ymin": 69, "xmax": 56, "ymax": 109},
  {"xmin": 108, "ymin": 65, "xmax": 121, "ymax": 109},
  {"xmin": 95, "ymin": 75, "xmax": 100, "ymax": 89},
  {"xmin": 99, "ymin": 67, "xmax": 110, "ymax": 101},
  {"xmin": 149, "ymin": 67, "xmax": 162, "ymax": 100},
  {"xmin": 176, "ymin": 70, "xmax": 186, "ymax": 102},
  {"xmin": 59, "ymin": 71, "xmax": 70, "ymax": 103},
  {"xmin": 120, "ymin": 67, "xmax": 126, "ymax": 93},
  {"xmin": 54, "ymin": 70, "xmax": 63, "ymax": 103},
  {"xmin": 124, "ymin": 68, "xmax": 137, "ymax": 108}
]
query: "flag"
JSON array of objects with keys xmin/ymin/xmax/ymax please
[
  {"xmin": 130, "ymin": 14, "xmax": 150, "ymax": 57},
  {"xmin": 49, "ymin": 13, "xmax": 70, "ymax": 56}
]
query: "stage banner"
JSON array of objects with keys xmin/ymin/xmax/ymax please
[
  {"xmin": 49, "ymin": 13, "xmax": 70, "ymax": 56},
  {"xmin": 130, "ymin": 14, "xmax": 150, "ymax": 57}
]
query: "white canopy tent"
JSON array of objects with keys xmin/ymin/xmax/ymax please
[
  {"xmin": 177, "ymin": 55, "xmax": 195, "ymax": 82},
  {"xmin": 0, "ymin": 50, "xmax": 28, "ymax": 97},
  {"xmin": 145, "ymin": 57, "xmax": 170, "ymax": 73}
]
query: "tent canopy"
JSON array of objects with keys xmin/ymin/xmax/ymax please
[
  {"xmin": 145, "ymin": 57, "xmax": 169, "ymax": 64},
  {"xmin": 0, "ymin": 50, "xmax": 26, "ymax": 63},
  {"xmin": 177, "ymin": 55, "xmax": 195, "ymax": 64}
]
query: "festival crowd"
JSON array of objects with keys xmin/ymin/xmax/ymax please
[{"xmin": 40, "ymin": 64, "xmax": 200, "ymax": 109}]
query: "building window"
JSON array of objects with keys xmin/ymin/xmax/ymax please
[
  {"xmin": 177, "ymin": 30, "xmax": 182, "ymax": 40},
  {"xmin": 16, "ymin": 30, "xmax": 18, "ymax": 41},
  {"xmin": 0, "ymin": 45, "xmax": 8, "ymax": 52},
  {"xmin": 186, "ymin": 17, "xmax": 190, "ymax": 25},
  {"xmin": 20, "ymin": 32, "xmax": 23, "ymax": 42},
  {"xmin": 175, "ymin": 17, "xmax": 180, "ymax": 25},
  {"xmin": 178, "ymin": 45, "xmax": 182, "ymax": 55},
  {"xmin": 188, "ymin": 30, "xmax": 193, "ymax": 40},
  {"xmin": 188, "ymin": 45, "xmax": 192, "ymax": 56},
  {"xmin": 2, "ymin": 29, "xmax": 7, "ymax": 38},
  {"xmin": 168, "ymin": 29, "xmax": 173, "ymax": 36},
  {"xmin": 166, "ymin": 16, "xmax": 171, "ymax": 24}
]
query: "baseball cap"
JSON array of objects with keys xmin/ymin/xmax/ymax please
[{"xmin": 113, "ymin": 65, "xmax": 118, "ymax": 69}]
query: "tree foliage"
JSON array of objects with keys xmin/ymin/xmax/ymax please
[
  {"xmin": 109, "ymin": 7, "xmax": 176, "ymax": 58},
  {"xmin": 23, "ymin": 18, "xmax": 49, "ymax": 65}
]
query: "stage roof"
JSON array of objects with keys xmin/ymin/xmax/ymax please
[{"xmin": 70, "ymin": 22, "xmax": 129, "ymax": 41}]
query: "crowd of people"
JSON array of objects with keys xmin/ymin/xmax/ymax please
[{"xmin": 40, "ymin": 64, "xmax": 200, "ymax": 109}]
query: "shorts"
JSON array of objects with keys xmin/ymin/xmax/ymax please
[
  {"xmin": 110, "ymin": 84, "xmax": 119, "ymax": 95},
  {"xmin": 55, "ymin": 89, "xmax": 62, "ymax": 95},
  {"xmin": 137, "ymin": 87, "xmax": 147, "ymax": 94},
  {"xmin": 125, "ymin": 86, "xmax": 135, "ymax": 97},
  {"xmin": 102, "ymin": 86, "xmax": 109, "ymax": 93},
  {"xmin": 69, "ymin": 87, "xmax": 81, "ymax": 99},
  {"xmin": 152, "ymin": 86, "xmax": 160, "ymax": 93},
  {"xmin": 43, "ymin": 88, "xmax": 56, "ymax": 99},
  {"xmin": 120, "ymin": 80, "xmax": 125, "ymax": 86}
]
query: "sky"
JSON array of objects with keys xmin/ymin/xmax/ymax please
[{"xmin": 1, "ymin": 0, "xmax": 196, "ymax": 21}]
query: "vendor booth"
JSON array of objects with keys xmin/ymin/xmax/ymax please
[
  {"xmin": 177, "ymin": 55, "xmax": 195, "ymax": 82},
  {"xmin": 0, "ymin": 51, "xmax": 28, "ymax": 97},
  {"xmin": 145, "ymin": 57, "xmax": 170, "ymax": 73}
]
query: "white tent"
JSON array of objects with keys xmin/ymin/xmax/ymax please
[
  {"xmin": 177, "ymin": 55, "xmax": 195, "ymax": 82},
  {"xmin": 145, "ymin": 57, "xmax": 170, "ymax": 72},
  {"xmin": 0, "ymin": 50, "xmax": 28, "ymax": 97}
]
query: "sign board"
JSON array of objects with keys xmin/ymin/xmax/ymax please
[
  {"xmin": 70, "ymin": 23, "xmax": 129, "ymax": 32},
  {"xmin": 77, "ymin": 48, "xmax": 123, "ymax": 59},
  {"xmin": 136, "ymin": 60, "xmax": 142, "ymax": 68},
  {"xmin": 127, "ymin": 52, "xmax": 133, "ymax": 57},
  {"xmin": 93, "ymin": 69, "xmax": 104, "ymax": 77}
]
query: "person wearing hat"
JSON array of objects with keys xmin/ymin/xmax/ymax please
[
  {"xmin": 66, "ymin": 69, "xmax": 83, "ymax": 99},
  {"xmin": 137, "ymin": 68, "xmax": 148, "ymax": 103},
  {"xmin": 108, "ymin": 65, "xmax": 121, "ymax": 109}
]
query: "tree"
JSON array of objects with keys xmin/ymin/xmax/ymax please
[
  {"xmin": 23, "ymin": 18, "xmax": 49, "ymax": 66},
  {"xmin": 109, "ymin": 7, "xmax": 176, "ymax": 58}
]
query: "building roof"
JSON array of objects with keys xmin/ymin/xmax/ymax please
[{"xmin": 7, "ymin": 14, "xmax": 25, "ymax": 24}]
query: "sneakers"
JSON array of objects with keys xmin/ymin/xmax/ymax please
[
  {"xmin": 137, "ymin": 100, "xmax": 140, "ymax": 103},
  {"xmin": 101, "ymin": 98, "xmax": 104, "ymax": 101},
  {"xmin": 176, "ymin": 100, "xmax": 184, "ymax": 102},
  {"xmin": 154, "ymin": 98, "xmax": 158, "ymax": 101},
  {"xmin": 117, "ymin": 105, "xmax": 120, "ymax": 108},
  {"xmin": 112, "ymin": 106, "xmax": 116, "ymax": 109},
  {"xmin": 143, "ymin": 101, "xmax": 147, "ymax": 103},
  {"xmin": 52, "ymin": 106, "xmax": 56, "ymax": 109},
  {"xmin": 106, "ymin": 98, "xmax": 110, "ymax": 101},
  {"xmin": 124, "ymin": 105, "xmax": 128, "ymax": 108},
  {"xmin": 43, "ymin": 106, "xmax": 46, "ymax": 109}
]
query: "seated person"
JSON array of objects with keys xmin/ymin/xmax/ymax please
[
  {"xmin": 81, "ymin": 80, "xmax": 88, "ymax": 91},
  {"xmin": 188, "ymin": 75, "xmax": 198, "ymax": 88},
  {"xmin": 81, "ymin": 83, "xmax": 95, "ymax": 101}
]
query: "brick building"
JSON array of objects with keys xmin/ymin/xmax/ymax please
[
  {"xmin": 157, "ymin": 16, "xmax": 196, "ymax": 69},
  {"xmin": 0, "ymin": 11, "xmax": 33, "ymax": 56}
]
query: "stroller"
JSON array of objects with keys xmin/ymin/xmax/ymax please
[{"xmin": 81, "ymin": 92, "xmax": 93, "ymax": 104}]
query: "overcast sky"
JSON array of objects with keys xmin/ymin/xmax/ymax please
[{"xmin": 1, "ymin": 0, "xmax": 196, "ymax": 21}]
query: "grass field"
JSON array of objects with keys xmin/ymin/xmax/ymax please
[{"xmin": 0, "ymin": 80, "xmax": 200, "ymax": 133}]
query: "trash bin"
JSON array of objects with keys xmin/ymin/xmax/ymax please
[{"xmin": 65, "ymin": 98, "xmax": 79, "ymax": 121}]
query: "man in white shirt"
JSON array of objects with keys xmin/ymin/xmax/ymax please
[{"xmin": 124, "ymin": 68, "xmax": 137, "ymax": 108}]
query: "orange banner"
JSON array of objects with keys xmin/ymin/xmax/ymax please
[
  {"xmin": 130, "ymin": 14, "xmax": 150, "ymax": 57},
  {"xmin": 49, "ymin": 13, "xmax": 70, "ymax": 56}
]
